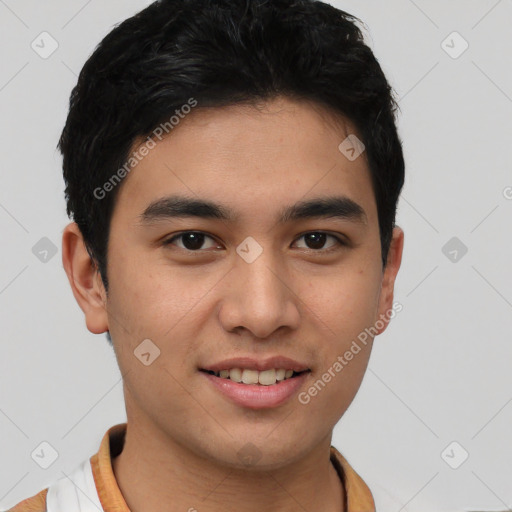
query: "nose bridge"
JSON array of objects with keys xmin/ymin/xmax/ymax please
[
  {"xmin": 219, "ymin": 240, "xmax": 300, "ymax": 338},
  {"xmin": 241, "ymin": 249, "xmax": 286, "ymax": 305}
]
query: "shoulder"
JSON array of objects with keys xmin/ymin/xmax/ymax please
[{"xmin": 6, "ymin": 488, "xmax": 48, "ymax": 512}]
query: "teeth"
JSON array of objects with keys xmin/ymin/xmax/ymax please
[
  {"xmin": 242, "ymin": 369, "xmax": 259, "ymax": 385},
  {"xmin": 211, "ymin": 368, "xmax": 304, "ymax": 385},
  {"xmin": 258, "ymin": 369, "xmax": 276, "ymax": 385},
  {"xmin": 229, "ymin": 368, "xmax": 243, "ymax": 382}
]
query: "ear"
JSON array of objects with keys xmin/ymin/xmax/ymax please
[
  {"xmin": 61, "ymin": 222, "xmax": 109, "ymax": 335},
  {"xmin": 375, "ymin": 226, "xmax": 404, "ymax": 335}
]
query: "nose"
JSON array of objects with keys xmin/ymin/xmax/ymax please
[{"xmin": 218, "ymin": 249, "xmax": 301, "ymax": 339}]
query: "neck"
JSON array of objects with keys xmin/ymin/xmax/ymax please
[{"xmin": 111, "ymin": 421, "xmax": 345, "ymax": 512}]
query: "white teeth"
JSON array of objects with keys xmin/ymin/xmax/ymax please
[
  {"xmin": 241, "ymin": 369, "xmax": 259, "ymax": 384},
  {"xmin": 210, "ymin": 367, "xmax": 304, "ymax": 385},
  {"xmin": 229, "ymin": 368, "xmax": 243, "ymax": 382},
  {"xmin": 258, "ymin": 369, "xmax": 276, "ymax": 386}
]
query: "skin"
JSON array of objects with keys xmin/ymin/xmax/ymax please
[{"xmin": 62, "ymin": 96, "xmax": 403, "ymax": 512}]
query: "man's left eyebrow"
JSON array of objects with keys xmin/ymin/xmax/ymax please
[
  {"xmin": 278, "ymin": 196, "xmax": 367, "ymax": 225},
  {"xmin": 137, "ymin": 195, "xmax": 368, "ymax": 225}
]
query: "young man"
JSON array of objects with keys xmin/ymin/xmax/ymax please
[{"xmin": 9, "ymin": 0, "xmax": 404, "ymax": 510}]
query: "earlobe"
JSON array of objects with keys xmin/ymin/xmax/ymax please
[
  {"xmin": 375, "ymin": 226, "xmax": 404, "ymax": 335},
  {"xmin": 61, "ymin": 222, "xmax": 109, "ymax": 335}
]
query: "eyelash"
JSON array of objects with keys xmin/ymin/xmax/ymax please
[{"xmin": 162, "ymin": 231, "xmax": 347, "ymax": 254}]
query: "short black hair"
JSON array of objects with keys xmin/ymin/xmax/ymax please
[{"xmin": 59, "ymin": 0, "xmax": 405, "ymax": 294}]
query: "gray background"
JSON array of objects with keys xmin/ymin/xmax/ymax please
[{"xmin": 1, "ymin": 1, "xmax": 511, "ymax": 511}]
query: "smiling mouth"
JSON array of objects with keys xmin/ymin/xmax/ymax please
[{"xmin": 199, "ymin": 368, "xmax": 310, "ymax": 386}]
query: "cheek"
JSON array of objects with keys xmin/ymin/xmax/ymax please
[
  {"xmin": 298, "ymin": 262, "xmax": 381, "ymax": 412},
  {"xmin": 298, "ymin": 275, "xmax": 377, "ymax": 422},
  {"xmin": 296, "ymin": 346, "xmax": 372, "ymax": 434},
  {"xmin": 107, "ymin": 269, "xmax": 207, "ymax": 415},
  {"xmin": 301, "ymin": 263, "xmax": 382, "ymax": 340},
  {"xmin": 108, "ymin": 248, "xmax": 212, "ymax": 338}
]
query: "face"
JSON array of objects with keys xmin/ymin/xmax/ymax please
[{"xmin": 65, "ymin": 96, "xmax": 403, "ymax": 470}]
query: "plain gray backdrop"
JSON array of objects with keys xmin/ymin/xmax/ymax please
[{"xmin": 1, "ymin": 1, "xmax": 511, "ymax": 510}]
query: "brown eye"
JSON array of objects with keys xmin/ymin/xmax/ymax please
[
  {"xmin": 164, "ymin": 232, "xmax": 218, "ymax": 251},
  {"xmin": 294, "ymin": 232, "xmax": 344, "ymax": 251}
]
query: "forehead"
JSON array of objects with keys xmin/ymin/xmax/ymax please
[{"xmin": 110, "ymin": 96, "xmax": 377, "ymax": 226}]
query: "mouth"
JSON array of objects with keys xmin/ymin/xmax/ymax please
[
  {"xmin": 199, "ymin": 367, "xmax": 311, "ymax": 409},
  {"xmin": 199, "ymin": 368, "xmax": 311, "ymax": 386}
]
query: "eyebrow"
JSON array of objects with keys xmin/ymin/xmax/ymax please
[{"xmin": 138, "ymin": 195, "xmax": 368, "ymax": 226}]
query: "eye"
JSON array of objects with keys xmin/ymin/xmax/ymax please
[
  {"xmin": 163, "ymin": 231, "xmax": 220, "ymax": 251},
  {"xmin": 293, "ymin": 232, "xmax": 345, "ymax": 252},
  {"xmin": 162, "ymin": 230, "xmax": 346, "ymax": 253}
]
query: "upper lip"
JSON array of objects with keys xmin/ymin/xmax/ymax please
[{"xmin": 200, "ymin": 356, "xmax": 310, "ymax": 373}]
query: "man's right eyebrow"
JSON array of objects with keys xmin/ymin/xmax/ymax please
[{"xmin": 137, "ymin": 196, "xmax": 234, "ymax": 224}]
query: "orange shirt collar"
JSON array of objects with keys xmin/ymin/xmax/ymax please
[{"xmin": 91, "ymin": 423, "xmax": 375, "ymax": 512}]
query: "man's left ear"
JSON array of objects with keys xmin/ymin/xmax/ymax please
[{"xmin": 375, "ymin": 226, "xmax": 404, "ymax": 335}]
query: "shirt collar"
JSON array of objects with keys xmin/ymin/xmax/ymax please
[{"xmin": 91, "ymin": 423, "xmax": 375, "ymax": 512}]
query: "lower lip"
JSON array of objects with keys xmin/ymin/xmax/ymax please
[{"xmin": 201, "ymin": 371, "xmax": 310, "ymax": 409}]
